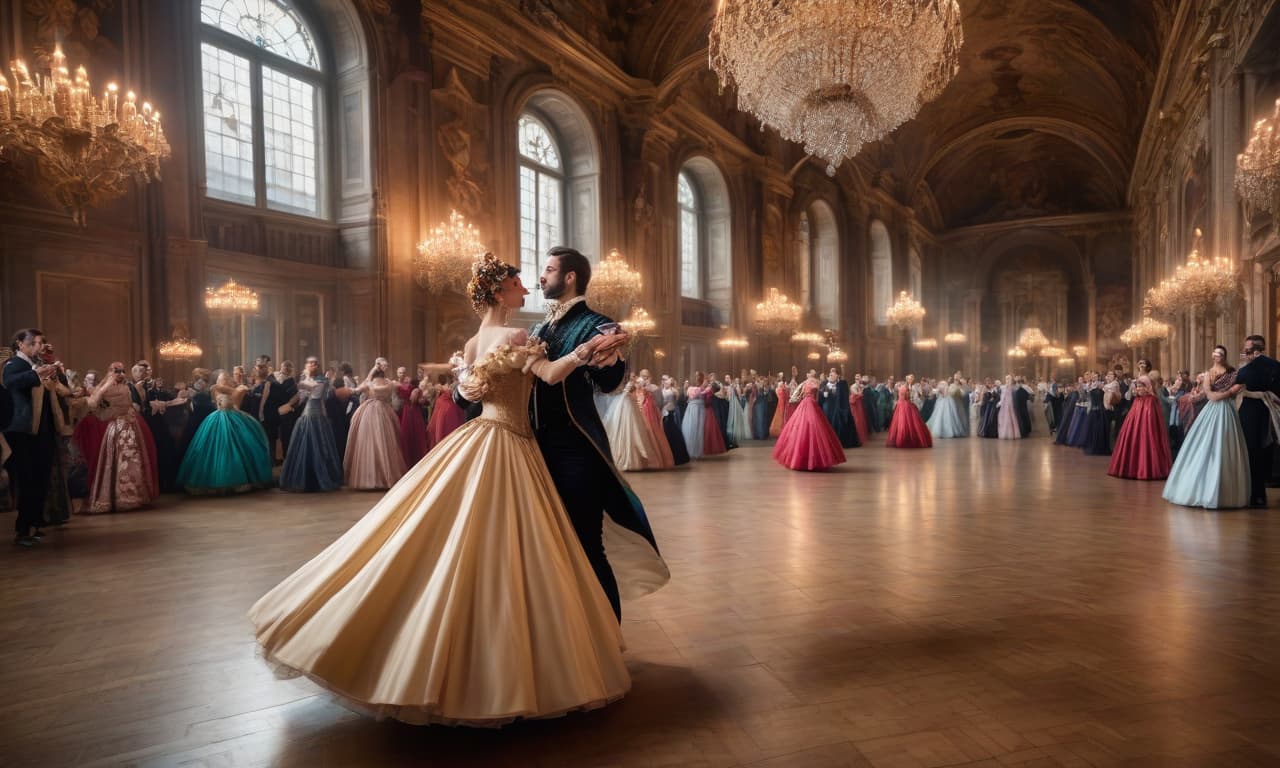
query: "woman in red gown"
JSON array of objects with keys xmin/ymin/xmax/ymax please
[
  {"xmin": 1108, "ymin": 375, "xmax": 1172, "ymax": 480},
  {"xmin": 701, "ymin": 383, "xmax": 728, "ymax": 456},
  {"xmin": 773, "ymin": 371, "xmax": 846, "ymax": 471},
  {"xmin": 849, "ymin": 380, "xmax": 870, "ymax": 445},
  {"xmin": 426, "ymin": 375, "xmax": 467, "ymax": 449},
  {"xmin": 886, "ymin": 375, "xmax": 933, "ymax": 449},
  {"xmin": 396, "ymin": 371, "xmax": 429, "ymax": 467}
]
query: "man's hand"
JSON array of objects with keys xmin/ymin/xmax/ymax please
[{"xmin": 589, "ymin": 331, "xmax": 630, "ymax": 367}]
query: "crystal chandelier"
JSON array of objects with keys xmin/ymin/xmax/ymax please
[
  {"xmin": 806, "ymin": 351, "xmax": 822, "ymax": 361},
  {"xmin": 1016, "ymin": 326, "xmax": 1049, "ymax": 354},
  {"xmin": 1236, "ymin": 98, "xmax": 1280, "ymax": 213},
  {"xmin": 943, "ymin": 331, "xmax": 967, "ymax": 344},
  {"xmin": 754, "ymin": 287, "xmax": 803, "ymax": 334},
  {"xmin": 619, "ymin": 305, "xmax": 656, "ymax": 335},
  {"xmin": 826, "ymin": 345, "xmax": 848, "ymax": 363},
  {"xmin": 587, "ymin": 248, "xmax": 643, "ymax": 316},
  {"xmin": 1145, "ymin": 228, "xmax": 1237, "ymax": 314},
  {"xmin": 717, "ymin": 334, "xmax": 750, "ymax": 350},
  {"xmin": 913, "ymin": 337, "xmax": 938, "ymax": 350},
  {"xmin": 0, "ymin": 45, "xmax": 170, "ymax": 226},
  {"xmin": 1039, "ymin": 345, "xmax": 1067, "ymax": 359},
  {"xmin": 1006, "ymin": 346, "xmax": 1027, "ymax": 359},
  {"xmin": 1057, "ymin": 357, "xmax": 1076, "ymax": 367},
  {"xmin": 1119, "ymin": 306, "xmax": 1170, "ymax": 348},
  {"xmin": 885, "ymin": 291, "xmax": 926, "ymax": 329},
  {"xmin": 204, "ymin": 279, "xmax": 259, "ymax": 313},
  {"xmin": 790, "ymin": 330, "xmax": 825, "ymax": 345},
  {"xmin": 158, "ymin": 332, "xmax": 203, "ymax": 362},
  {"xmin": 414, "ymin": 210, "xmax": 486, "ymax": 293},
  {"xmin": 709, "ymin": 0, "xmax": 963, "ymax": 175},
  {"xmin": 1071, "ymin": 345, "xmax": 1088, "ymax": 359}
]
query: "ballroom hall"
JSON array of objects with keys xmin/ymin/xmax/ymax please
[{"xmin": 3, "ymin": 1, "xmax": 1280, "ymax": 766}]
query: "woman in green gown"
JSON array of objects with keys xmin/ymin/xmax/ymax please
[{"xmin": 177, "ymin": 371, "xmax": 273, "ymax": 494}]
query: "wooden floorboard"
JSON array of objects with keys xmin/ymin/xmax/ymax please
[{"xmin": 3, "ymin": 437, "xmax": 1280, "ymax": 767}]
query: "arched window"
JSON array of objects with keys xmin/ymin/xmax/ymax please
[
  {"xmin": 796, "ymin": 212, "xmax": 811, "ymax": 310},
  {"xmin": 810, "ymin": 201, "xmax": 839, "ymax": 329},
  {"xmin": 200, "ymin": 0, "xmax": 326, "ymax": 217},
  {"xmin": 516, "ymin": 91, "xmax": 600, "ymax": 311},
  {"xmin": 870, "ymin": 219, "xmax": 892, "ymax": 326},
  {"xmin": 677, "ymin": 157, "xmax": 732, "ymax": 325},
  {"xmin": 678, "ymin": 171, "xmax": 701, "ymax": 299},
  {"xmin": 518, "ymin": 113, "xmax": 564, "ymax": 310}
]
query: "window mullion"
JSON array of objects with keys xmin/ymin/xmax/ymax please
[{"xmin": 250, "ymin": 59, "xmax": 267, "ymax": 209}]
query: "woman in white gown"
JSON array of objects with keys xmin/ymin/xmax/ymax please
[
  {"xmin": 603, "ymin": 374, "xmax": 663, "ymax": 471},
  {"xmin": 250, "ymin": 254, "xmax": 661, "ymax": 726},
  {"xmin": 926, "ymin": 377, "xmax": 968, "ymax": 438},
  {"xmin": 997, "ymin": 375, "xmax": 1023, "ymax": 439},
  {"xmin": 1162, "ymin": 346, "xmax": 1250, "ymax": 509}
]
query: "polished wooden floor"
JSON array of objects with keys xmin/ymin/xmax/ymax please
[{"xmin": 4, "ymin": 437, "xmax": 1280, "ymax": 767}]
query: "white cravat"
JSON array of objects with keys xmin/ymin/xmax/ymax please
[{"xmin": 543, "ymin": 295, "xmax": 587, "ymax": 327}]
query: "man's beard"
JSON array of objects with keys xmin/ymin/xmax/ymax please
[{"xmin": 542, "ymin": 280, "xmax": 566, "ymax": 300}]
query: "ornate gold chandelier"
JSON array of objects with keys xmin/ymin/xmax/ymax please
[
  {"xmin": 1039, "ymin": 345, "xmax": 1067, "ymax": 359},
  {"xmin": 826, "ymin": 346, "xmax": 848, "ymax": 363},
  {"xmin": 1016, "ymin": 326, "xmax": 1049, "ymax": 355},
  {"xmin": 587, "ymin": 248, "xmax": 643, "ymax": 316},
  {"xmin": 414, "ymin": 210, "xmax": 486, "ymax": 293},
  {"xmin": 1145, "ymin": 229, "xmax": 1236, "ymax": 315},
  {"xmin": 158, "ymin": 335, "xmax": 203, "ymax": 362},
  {"xmin": 1236, "ymin": 98, "xmax": 1280, "ymax": 214},
  {"xmin": 619, "ymin": 305, "xmax": 656, "ymax": 335},
  {"xmin": 1071, "ymin": 345, "xmax": 1088, "ymax": 359},
  {"xmin": 0, "ymin": 45, "xmax": 170, "ymax": 226},
  {"xmin": 943, "ymin": 331, "xmax": 967, "ymax": 344},
  {"xmin": 1006, "ymin": 346, "xmax": 1027, "ymax": 359},
  {"xmin": 204, "ymin": 279, "xmax": 259, "ymax": 313},
  {"xmin": 754, "ymin": 287, "xmax": 803, "ymax": 334},
  {"xmin": 709, "ymin": 0, "xmax": 963, "ymax": 175},
  {"xmin": 717, "ymin": 334, "xmax": 750, "ymax": 350},
  {"xmin": 913, "ymin": 337, "xmax": 938, "ymax": 351},
  {"xmin": 1119, "ymin": 306, "xmax": 1170, "ymax": 348},
  {"xmin": 885, "ymin": 290, "xmax": 926, "ymax": 329},
  {"xmin": 790, "ymin": 330, "xmax": 824, "ymax": 345}
]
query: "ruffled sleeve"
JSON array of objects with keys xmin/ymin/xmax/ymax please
[{"xmin": 456, "ymin": 341, "xmax": 546, "ymax": 402}]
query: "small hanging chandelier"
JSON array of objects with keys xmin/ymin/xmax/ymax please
[
  {"xmin": 1236, "ymin": 98, "xmax": 1280, "ymax": 214},
  {"xmin": 943, "ymin": 331, "xmax": 967, "ymax": 344},
  {"xmin": 754, "ymin": 287, "xmax": 803, "ymax": 334},
  {"xmin": 158, "ymin": 326, "xmax": 203, "ymax": 362},
  {"xmin": 204, "ymin": 279, "xmax": 259, "ymax": 313},
  {"xmin": 619, "ymin": 305, "xmax": 656, "ymax": 335},
  {"xmin": 587, "ymin": 248, "xmax": 643, "ymax": 316},
  {"xmin": 414, "ymin": 210, "xmax": 486, "ymax": 293},
  {"xmin": 885, "ymin": 291, "xmax": 926, "ymax": 329}
]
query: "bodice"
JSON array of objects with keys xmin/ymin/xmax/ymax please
[
  {"xmin": 396, "ymin": 381, "xmax": 416, "ymax": 401},
  {"xmin": 365, "ymin": 379, "xmax": 394, "ymax": 403},
  {"xmin": 661, "ymin": 388, "xmax": 678, "ymax": 412},
  {"xmin": 800, "ymin": 380, "xmax": 819, "ymax": 399},
  {"xmin": 95, "ymin": 384, "xmax": 136, "ymax": 419},
  {"xmin": 1210, "ymin": 369, "xmax": 1237, "ymax": 392},
  {"xmin": 458, "ymin": 343, "xmax": 543, "ymax": 436},
  {"xmin": 298, "ymin": 377, "xmax": 330, "ymax": 401},
  {"xmin": 897, "ymin": 384, "xmax": 910, "ymax": 399}
]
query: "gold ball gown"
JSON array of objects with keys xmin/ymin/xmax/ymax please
[{"xmin": 249, "ymin": 342, "xmax": 630, "ymax": 726}]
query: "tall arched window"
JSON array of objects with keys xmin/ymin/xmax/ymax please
[
  {"xmin": 516, "ymin": 91, "xmax": 600, "ymax": 311},
  {"xmin": 678, "ymin": 171, "xmax": 701, "ymax": 299},
  {"xmin": 518, "ymin": 113, "xmax": 564, "ymax": 309},
  {"xmin": 870, "ymin": 219, "xmax": 892, "ymax": 326},
  {"xmin": 678, "ymin": 157, "xmax": 732, "ymax": 325},
  {"xmin": 200, "ymin": 0, "xmax": 325, "ymax": 217},
  {"xmin": 810, "ymin": 201, "xmax": 839, "ymax": 329}
]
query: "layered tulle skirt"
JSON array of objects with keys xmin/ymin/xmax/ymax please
[
  {"xmin": 1108, "ymin": 396, "xmax": 1172, "ymax": 480},
  {"xmin": 249, "ymin": 417, "xmax": 629, "ymax": 726},
  {"xmin": 887, "ymin": 400, "xmax": 933, "ymax": 449},
  {"xmin": 772, "ymin": 397, "xmax": 846, "ymax": 471},
  {"xmin": 177, "ymin": 408, "xmax": 273, "ymax": 494},
  {"xmin": 1162, "ymin": 399, "xmax": 1250, "ymax": 509},
  {"xmin": 926, "ymin": 395, "xmax": 967, "ymax": 439},
  {"xmin": 726, "ymin": 395, "xmax": 752, "ymax": 445},
  {"xmin": 345, "ymin": 399, "xmax": 408, "ymax": 490}
]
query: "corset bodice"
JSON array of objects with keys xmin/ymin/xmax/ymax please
[
  {"xmin": 461, "ymin": 343, "xmax": 544, "ymax": 437},
  {"xmin": 215, "ymin": 393, "xmax": 233, "ymax": 410},
  {"xmin": 366, "ymin": 380, "xmax": 394, "ymax": 403}
]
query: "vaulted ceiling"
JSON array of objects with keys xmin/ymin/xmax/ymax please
[{"xmin": 531, "ymin": 0, "xmax": 1177, "ymax": 231}]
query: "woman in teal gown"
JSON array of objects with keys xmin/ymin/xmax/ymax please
[
  {"xmin": 177, "ymin": 371, "xmax": 273, "ymax": 494},
  {"xmin": 1162, "ymin": 346, "xmax": 1249, "ymax": 509}
]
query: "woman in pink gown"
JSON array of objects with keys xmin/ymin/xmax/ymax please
[
  {"xmin": 85, "ymin": 363, "xmax": 160, "ymax": 512},
  {"xmin": 426, "ymin": 376, "xmax": 467, "ymax": 449},
  {"xmin": 395, "ymin": 374, "xmax": 428, "ymax": 468},
  {"xmin": 343, "ymin": 363, "xmax": 408, "ymax": 490},
  {"xmin": 636, "ymin": 370, "xmax": 675, "ymax": 469},
  {"xmin": 996, "ymin": 375, "xmax": 1023, "ymax": 439},
  {"xmin": 886, "ymin": 375, "xmax": 933, "ymax": 449},
  {"xmin": 773, "ymin": 372, "xmax": 846, "ymax": 471}
]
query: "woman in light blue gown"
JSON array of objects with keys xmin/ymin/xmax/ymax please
[
  {"xmin": 926, "ymin": 379, "xmax": 968, "ymax": 439},
  {"xmin": 681, "ymin": 373, "xmax": 707, "ymax": 459},
  {"xmin": 1162, "ymin": 346, "xmax": 1249, "ymax": 509},
  {"xmin": 725, "ymin": 377, "xmax": 753, "ymax": 446}
]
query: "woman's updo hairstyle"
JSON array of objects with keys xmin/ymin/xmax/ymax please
[{"xmin": 467, "ymin": 253, "xmax": 520, "ymax": 314}]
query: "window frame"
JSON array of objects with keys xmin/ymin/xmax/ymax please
[
  {"xmin": 517, "ymin": 110, "xmax": 568, "ymax": 311},
  {"xmin": 678, "ymin": 170, "xmax": 704, "ymax": 300},
  {"xmin": 198, "ymin": 2, "xmax": 330, "ymax": 220}
]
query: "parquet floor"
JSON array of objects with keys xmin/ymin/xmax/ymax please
[{"xmin": 3, "ymin": 437, "xmax": 1280, "ymax": 767}]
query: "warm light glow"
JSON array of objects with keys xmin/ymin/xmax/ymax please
[
  {"xmin": 414, "ymin": 210, "xmax": 487, "ymax": 293},
  {"xmin": 790, "ymin": 330, "xmax": 824, "ymax": 345},
  {"xmin": 587, "ymin": 248, "xmax": 643, "ymax": 315},
  {"xmin": 913, "ymin": 337, "xmax": 938, "ymax": 350},
  {"xmin": 754, "ymin": 287, "xmax": 803, "ymax": 334},
  {"xmin": 619, "ymin": 306, "xmax": 657, "ymax": 335},
  {"xmin": 204, "ymin": 279, "xmax": 259, "ymax": 313},
  {"xmin": 1146, "ymin": 228, "xmax": 1236, "ymax": 315},
  {"xmin": 1236, "ymin": 98, "xmax": 1280, "ymax": 213},
  {"xmin": 943, "ymin": 331, "xmax": 967, "ymax": 344},
  {"xmin": 1017, "ymin": 326, "xmax": 1049, "ymax": 353},
  {"xmin": 158, "ymin": 336, "xmax": 203, "ymax": 361},
  {"xmin": 826, "ymin": 346, "xmax": 848, "ymax": 363},
  {"xmin": 1006, "ymin": 346, "xmax": 1027, "ymax": 358},
  {"xmin": 885, "ymin": 291, "xmax": 926, "ymax": 329},
  {"xmin": 717, "ymin": 334, "xmax": 750, "ymax": 350},
  {"xmin": 1071, "ymin": 345, "xmax": 1088, "ymax": 358},
  {"xmin": 1120, "ymin": 305, "xmax": 1171, "ymax": 347}
]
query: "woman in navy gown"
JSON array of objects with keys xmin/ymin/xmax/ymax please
[{"xmin": 280, "ymin": 357, "xmax": 344, "ymax": 492}]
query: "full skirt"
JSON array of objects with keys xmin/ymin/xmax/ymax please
[
  {"xmin": 249, "ymin": 417, "xmax": 629, "ymax": 726},
  {"xmin": 399, "ymin": 405, "xmax": 429, "ymax": 468},
  {"xmin": 1162, "ymin": 399, "xmax": 1250, "ymax": 509},
  {"xmin": 87, "ymin": 416, "xmax": 159, "ymax": 513},
  {"xmin": 604, "ymin": 397, "xmax": 664, "ymax": 471},
  {"xmin": 886, "ymin": 400, "xmax": 933, "ymax": 449},
  {"xmin": 772, "ymin": 398, "xmax": 846, "ymax": 471},
  {"xmin": 702, "ymin": 402, "xmax": 728, "ymax": 456},
  {"xmin": 638, "ymin": 396, "xmax": 675, "ymax": 469},
  {"xmin": 1108, "ymin": 397, "xmax": 1172, "ymax": 480},
  {"xmin": 345, "ymin": 400, "xmax": 408, "ymax": 490},
  {"xmin": 426, "ymin": 396, "xmax": 466, "ymax": 449},
  {"xmin": 926, "ymin": 395, "xmax": 967, "ymax": 439},
  {"xmin": 726, "ymin": 395, "xmax": 752, "ymax": 445},
  {"xmin": 177, "ymin": 409, "xmax": 273, "ymax": 494},
  {"xmin": 662, "ymin": 411, "xmax": 691, "ymax": 466},
  {"xmin": 681, "ymin": 400, "xmax": 706, "ymax": 459},
  {"xmin": 280, "ymin": 406, "xmax": 344, "ymax": 492}
]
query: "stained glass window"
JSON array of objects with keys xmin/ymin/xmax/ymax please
[
  {"xmin": 200, "ymin": 0, "xmax": 318, "ymax": 69},
  {"xmin": 678, "ymin": 172, "xmax": 701, "ymax": 300},
  {"xmin": 200, "ymin": 0, "xmax": 324, "ymax": 217},
  {"xmin": 518, "ymin": 113, "xmax": 565, "ymax": 310}
]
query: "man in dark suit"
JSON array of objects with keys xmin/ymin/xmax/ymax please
[
  {"xmin": 1236, "ymin": 335, "xmax": 1280, "ymax": 507},
  {"xmin": 252, "ymin": 359, "xmax": 294, "ymax": 463},
  {"xmin": 3, "ymin": 329, "xmax": 58, "ymax": 547}
]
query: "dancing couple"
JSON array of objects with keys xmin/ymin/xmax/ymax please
[{"xmin": 250, "ymin": 247, "xmax": 669, "ymax": 726}]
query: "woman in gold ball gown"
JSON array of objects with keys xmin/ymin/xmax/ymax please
[{"xmin": 249, "ymin": 254, "xmax": 640, "ymax": 726}]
